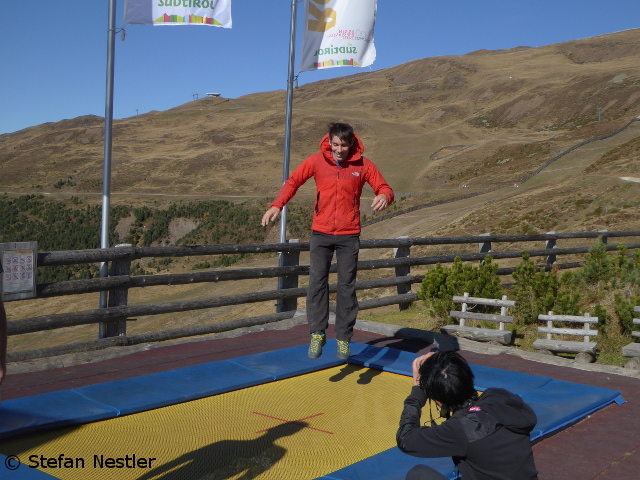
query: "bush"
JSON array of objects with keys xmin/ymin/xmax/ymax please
[
  {"xmin": 418, "ymin": 256, "xmax": 502, "ymax": 319},
  {"xmin": 618, "ymin": 246, "xmax": 640, "ymax": 286},
  {"xmin": 614, "ymin": 293, "xmax": 640, "ymax": 335},
  {"xmin": 581, "ymin": 238, "xmax": 615, "ymax": 284},
  {"xmin": 512, "ymin": 252, "xmax": 580, "ymax": 324},
  {"xmin": 592, "ymin": 304, "xmax": 610, "ymax": 336}
]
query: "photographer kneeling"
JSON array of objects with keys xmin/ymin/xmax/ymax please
[{"xmin": 396, "ymin": 351, "xmax": 539, "ymax": 480}]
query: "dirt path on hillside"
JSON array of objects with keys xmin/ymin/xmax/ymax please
[
  {"xmin": 361, "ymin": 121, "xmax": 640, "ymax": 242},
  {"xmin": 521, "ymin": 121, "xmax": 640, "ymax": 187},
  {"xmin": 361, "ymin": 186, "xmax": 516, "ymax": 241}
]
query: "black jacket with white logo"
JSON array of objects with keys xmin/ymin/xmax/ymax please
[{"xmin": 397, "ymin": 387, "xmax": 539, "ymax": 480}]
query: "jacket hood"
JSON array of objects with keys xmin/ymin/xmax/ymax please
[
  {"xmin": 471, "ymin": 388, "xmax": 537, "ymax": 435},
  {"xmin": 320, "ymin": 132, "xmax": 364, "ymax": 162}
]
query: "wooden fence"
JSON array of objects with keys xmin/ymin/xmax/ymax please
[{"xmin": 6, "ymin": 230, "xmax": 640, "ymax": 362}]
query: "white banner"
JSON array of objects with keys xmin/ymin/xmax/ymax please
[
  {"xmin": 300, "ymin": 0, "xmax": 376, "ymax": 72},
  {"xmin": 124, "ymin": 0, "xmax": 232, "ymax": 27}
]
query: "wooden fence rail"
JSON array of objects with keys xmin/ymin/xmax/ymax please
[
  {"xmin": 37, "ymin": 230, "xmax": 640, "ymax": 266},
  {"xmin": 6, "ymin": 230, "xmax": 640, "ymax": 362}
]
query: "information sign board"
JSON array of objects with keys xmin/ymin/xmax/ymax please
[{"xmin": 1, "ymin": 241, "xmax": 37, "ymax": 301}]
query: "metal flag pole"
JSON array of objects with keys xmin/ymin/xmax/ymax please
[
  {"xmin": 99, "ymin": 0, "xmax": 117, "ymax": 337},
  {"xmin": 279, "ymin": 0, "xmax": 299, "ymax": 246},
  {"xmin": 277, "ymin": 0, "xmax": 299, "ymax": 299}
]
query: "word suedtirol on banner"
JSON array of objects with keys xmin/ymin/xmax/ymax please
[
  {"xmin": 124, "ymin": 0, "xmax": 232, "ymax": 27},
  {"xmin": 300, "ymin": 0, "xmax": 376, "ymax": 72}
]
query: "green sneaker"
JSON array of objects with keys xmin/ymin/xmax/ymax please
[
  {"xmin": 308, "ymin": 332, "xmax": 326, "ymax": 359},
  {"xmin": 336, "ymin": 339, "xmax": 350, "ymax": 360}
]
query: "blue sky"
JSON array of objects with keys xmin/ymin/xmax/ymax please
[{"xmin": 1, "ymin": 0, "xmax": 639, "ymax": 135}]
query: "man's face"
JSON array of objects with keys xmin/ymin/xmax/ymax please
[{"xmin": 330, "ymin": 135, "xmax": 353, "ymax": 163}]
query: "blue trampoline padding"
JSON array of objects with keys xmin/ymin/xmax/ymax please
[
  {"xmin": 351, "ymin": 345, "xmax": 553, "ymax": 393},
  {"xmin": 470, "ymin": 364, "xmax": 553, "ymax": 393},
  {"xmin": 230, "ymin": 340, "xmax": 370, "ymax": 380},
  {"xmin": 0, "ymin": 390, "xmax": 119, "ymax": 440},
  {"xmin": 0, "ymin": 454, "xmax": 61, "ymax": 479},
  {"xmin": 317, "ymin": 448, "xmax": 458, "ymax": 480},
  {"xmin": 522, "ymin": 378, "xmax": 625, "ymax": 440},
  {"xmin": 75, "ymin": 360, "xmax": 276, "ymax": 416},
  {"xmin": 349, "ymin": 344, "xmax": 421, "ymax": 375}
]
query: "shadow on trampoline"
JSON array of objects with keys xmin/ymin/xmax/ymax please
[
  {"xmin": 365, "ymin": 329, "xmax": 460, "ymax": 353},
  {"xmin": 329, "ymin": 363, "xmax": 384, "ymax": 384},
  {"xmin": 137, "ymin": 421, "xmax": 308, "ymax": 480}
]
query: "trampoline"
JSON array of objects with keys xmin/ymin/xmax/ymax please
[{"xmin": 0, "ymin": 340, "xmax": 625, "ymax": 480}]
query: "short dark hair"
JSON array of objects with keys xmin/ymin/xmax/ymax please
[
  {"xmin": 328, "ymin": 122, "xmax": 355, "ymax": 144},
  {"xmin": 418, "ymin": 351, "xmax": 477, "ymax": 412}
]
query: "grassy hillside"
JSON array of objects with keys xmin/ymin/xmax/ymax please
[
  {"xmin": 1, "ymin": 29, "xmax": 640, "ymax": 206},
  {"xmin": 0, "ymin": 194, "xmax": 313, "ymax": 282}
]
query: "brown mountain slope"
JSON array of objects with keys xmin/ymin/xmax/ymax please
[{"xmin": 1, "ymin": 29, "xmax": 639, "ymax": 214}]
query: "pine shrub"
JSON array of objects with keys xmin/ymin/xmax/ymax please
[
  {"xmin": 614, "ymin": 293, "xmax": 640, "ymax": 335},
  {"xmin": 512, "ymin": 252, "xmax": 580, "ymax": 325},
  {"xmin": 418, "ymin": 256, "xmax": 502, "ymax": 320}
]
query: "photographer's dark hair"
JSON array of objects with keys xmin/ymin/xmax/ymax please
[
  {"xmin": 419, "ymin": 351, "xmax": 478, "ymax": 412},
  {"xmin": 328, "ymin": 122, "xmax": 355, "ymax": 144}
]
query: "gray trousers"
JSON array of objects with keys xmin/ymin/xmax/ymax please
[{"xmin": 307, "ymin": 232, "xmax": 360, "ymax": 342}]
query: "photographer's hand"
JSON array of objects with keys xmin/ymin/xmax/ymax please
[{"xmin": 411, "ymin": 352, "xmax": 435, "ymax": 386}]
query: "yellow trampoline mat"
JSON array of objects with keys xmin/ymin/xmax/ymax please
[{"xmin": 0, "ymin": 364, "xmax": 447, "ymax": 480}]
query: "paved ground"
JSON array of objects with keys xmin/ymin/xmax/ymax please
[{"xmin": 2, "ymin": 321, "xmax": 640, "ymax": 480}]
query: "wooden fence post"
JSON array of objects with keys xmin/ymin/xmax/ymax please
[
  {"xmin": 101, "ymin": 244, "xmax": 132, "ymax": 338},
  {"xmin": 583, "ymin": 312, "xmax": 592, "ymax": 342},
  {"xmin": 599, "ymin": 230, "xmax": 609, "ymax": 245},
  {"xmin": 499, "ymin": 294, "xmax": 508, "ymax": 330},
  {"xmin": 394, "ymin": 236, "xmax": 411, "ymax": 311},
  {"xmin": 459, "ymin": 292, "xmax": 469, "ymax": 327},
  {"xmin": 546, "ymin": 231, "xmax": 557, "ymax": 266},
  {"xmin": 479, "ymin": 233, "xmax": 491, "ymax": 263},
  {"xmin": 276, "ymin": 239, "xmax": 300, "ymax": 313},
  {"xmin": 546, "ymin": 311, "xmax": 553, "ymax": 340}
]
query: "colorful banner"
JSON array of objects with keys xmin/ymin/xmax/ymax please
[
  {"xmin": 124, "ymin": 0, "xmax": 232, "ymax": 27},
  {"xmin": 300, "ymin": 0, "xmax": 376, "ymax": 72}
]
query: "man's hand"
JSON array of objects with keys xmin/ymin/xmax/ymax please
[
  {"xmin": 261, "ymin": 207, "xmax": 281, "ymax": 226},
  {"xmin": 412, "ymin": 352, "xmax": 435, "ymax": 386},
  {"xmin": 371, "ymin": 194, "xmax": 389, "ymax": 212}
]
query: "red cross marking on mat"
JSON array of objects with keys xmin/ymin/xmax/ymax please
[{"xmin": 252, "ymin": 411, "xmax": 334, "ymax": 434}]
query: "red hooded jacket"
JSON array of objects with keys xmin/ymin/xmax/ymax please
[{"xmin": 271, "ymin": 133, "xmax": 394, "ymax": 235}]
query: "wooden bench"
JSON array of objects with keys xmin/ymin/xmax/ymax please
[
  {"xmin": 621, "ymin": 306, "xmax": 640, "ymax": 369},
  {"xmin": 441, "ymin": 293, "xmax": 515, "ymax": 345},
  {"xmin": 533, "ymin": 311, "xmax": 598, "ymax": 363}
]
